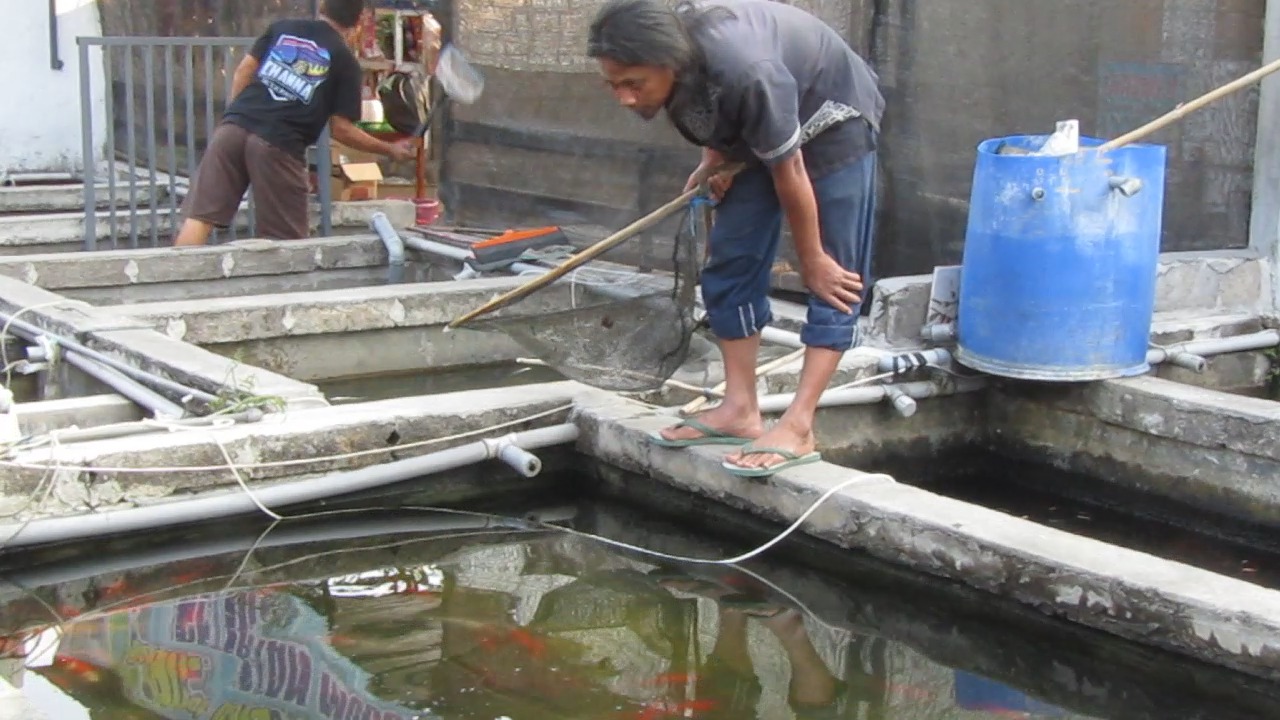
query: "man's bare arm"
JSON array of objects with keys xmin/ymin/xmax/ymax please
[
  {"xmin": 329, "ymin": 116, "xmax": 415, "ymax": 160},
  {"xmin": 770, "ymin": 153, "xmax": 822, "ymax": 264},
  {"xmin": 229, "ymin": 55, "xmax": 259, "ymax": 101}
]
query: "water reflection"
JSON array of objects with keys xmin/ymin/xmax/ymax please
[{"xmin": 1, "ymin": 501, "xmax": 1276, "ymax": 719}]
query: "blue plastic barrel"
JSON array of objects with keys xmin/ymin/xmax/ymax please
[{"xmin": 955, "ymin": 134, "xmax": 1167, "ymax": 381}]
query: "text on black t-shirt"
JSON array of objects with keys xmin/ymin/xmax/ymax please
[{"xmin": 223, "ymin": 18, "xmax": 362, "ymax": 159}]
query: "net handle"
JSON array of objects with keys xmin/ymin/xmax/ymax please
[
  {"xmin": 447, "ymin": 162, "xmax": 745, "ymax": 329},
  {"xmin": 1098, "ymin": 55, "xmax": 1280, "ymax": 152}
]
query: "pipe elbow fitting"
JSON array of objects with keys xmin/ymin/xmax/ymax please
[
  {"xmin": 884, "ymin": 386, "xmax": 917, "ymax": 418},
  {"xmin": 483, "ymin": 433, "xmax": 543, "ymax": 478},
  {"xmin": 1166, "ymin": 350, "xmax": 1207, "ymax": 374}
]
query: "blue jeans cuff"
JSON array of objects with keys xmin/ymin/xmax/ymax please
[
  {"xmin": 705, "ymin": 299, "xmax": 773, "ymax": 340},
  {"xmin": 800, "ymin": 319, "xmax": 860, "ymax": 352}
]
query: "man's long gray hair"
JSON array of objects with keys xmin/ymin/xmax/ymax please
[{"xmin": 586, "ymin": 0, "xmax": 734, "ymax": 70}]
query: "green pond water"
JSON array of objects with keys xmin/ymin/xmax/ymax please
[{"xmin": 2, "ymin": 478, "xmax": 1278, "ymax": 720}]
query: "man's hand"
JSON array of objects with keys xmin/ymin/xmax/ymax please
[
  {"xmin": 387, "ymin": 139, "xmax": 416, "ymax": 162},
  {"xmin": 684, "ymin": 165, "xmax": 735, "ymax": 200},
  {"xmin": 683, "ymin": 148, "xmax": 734, "ymax": 200},
  {"xmin": 801, "ymin": 253, "xmax": 863, "ymax": 314}
]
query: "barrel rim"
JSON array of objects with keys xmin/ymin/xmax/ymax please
[
  {"xmin": 975, "ymin": 133, "xmax": 1167, "ymax": 157},
  {"xmin": 954, "ymin": 346, "xmax": 1152, "ymax": 382}
]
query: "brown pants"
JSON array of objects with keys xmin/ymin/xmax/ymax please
[{"xmin": 182, "ymin": 122, "xmax": 309, "ymax": 240}]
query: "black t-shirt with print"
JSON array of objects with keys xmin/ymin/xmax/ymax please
[{"xmin": 223, "ymin": 19, "xmax": 362, "ymax": 159}]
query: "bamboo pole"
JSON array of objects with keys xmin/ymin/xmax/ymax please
[
  {"xmin": 1099, "ymin": 56, "xmax": 1280, "ymax": 152},
  {"xmin": 447, "ymin": 162, "xmax": 744, "ymax": 329}
]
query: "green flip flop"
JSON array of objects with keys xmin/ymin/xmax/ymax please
[
  {"xmin": 722, "ymin": 445, "xmax": 822, "ymax": 477},
  {"xmin": 648, "ymin": 418, "xmax": 755, "ymax": 448}
]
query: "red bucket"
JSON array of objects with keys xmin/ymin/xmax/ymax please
[{"xmin": 415, "ymin": 198, "xmax": 441, "ymax": 226}]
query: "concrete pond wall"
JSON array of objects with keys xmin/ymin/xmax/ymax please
[{"xmin": 0, "ymin": 232, "xmax": 1278, "ymax": 685}]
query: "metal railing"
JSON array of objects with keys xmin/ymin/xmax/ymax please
[{"xmin": 77, "ymin": 36, "xmax": 333, "ymax": 250}]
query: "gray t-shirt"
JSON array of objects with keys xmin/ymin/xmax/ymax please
[{"xmin": 665, "ymin": 0, "xmax": 884, "ymax": 179}]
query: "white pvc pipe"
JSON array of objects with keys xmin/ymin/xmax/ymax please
[
  {"xmin": 0, "ymin": 423, "xmax": 580, "ymax": 549},
  {"xmin": 62, "ymin": 351, "xmax": 187, "ymax": 419},
  {"xmin": 403, "ymin": 234, "xmax": 549, "ymax": 276},
  {"xmin": 369, "ymin": 211, "xmax": 406, "ymax": 266},
  {"xmin": 11, "ymin": 409, "xmax": 264, "ymax": 446},
  {"xmin": 485, "ymin": 433, "xmax": 542, "ymax": 477},
  {"xmin": 758, "ymin": 376, "xmax": 987, "ymax": 414},
  {"xmin": 1147, "ymin": 329, "xmax": 1280, "ymax": 373},
  {"xmin": 761, "ymin": 326, "xmax": 804, "ymax": 349},
  {"xmin": 405, "ymin": 234, "xmax": 469, "ymax": 262},
  {"xmin": 877, "ymin": 347, "xmax": 953, "ymax": 374},
  {"xmin": 883, "ymin": 385, "xmax": 917, "ymax": 417},
  {"xmin": 0, "ymin": 310, "xmax": 218, "ymax": 405},
  {"xmin": 921, "ymin": 323, "xmax": 957, "ymax": 343}
]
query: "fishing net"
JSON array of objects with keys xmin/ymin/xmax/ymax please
[{"xmin": 455, "ymin": 203, "xmax": 706, "ymax": 393}]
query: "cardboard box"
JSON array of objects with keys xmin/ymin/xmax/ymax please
[
  {"xmin": 330, "ymin": 162, "xmax": 382, "ymax": 201},
  {"xmin": 305, "ymin": 144, "xmax": 385, "ymax": 201}
]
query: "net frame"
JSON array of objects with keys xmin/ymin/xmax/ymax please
[{"xmin": 459, "ymin": 204, "xmax": 706, "ymax": 392}]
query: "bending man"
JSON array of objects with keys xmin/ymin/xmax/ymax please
[
  {"xmin": 588, "ymin": 0, "xmax": 885, "ymax": 476},
  {"xmin": 174, "ymin": 0, "xmax": 414, "ymax": 246}
]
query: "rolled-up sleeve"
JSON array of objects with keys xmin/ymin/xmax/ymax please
[{"xmin": 730, "ymin": 59, "xmax": 802, "ymax": 165}]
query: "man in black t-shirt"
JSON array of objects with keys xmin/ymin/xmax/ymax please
[{"xmin": 174, "ymin": 0, "xmax": 414, "ymax": 246}]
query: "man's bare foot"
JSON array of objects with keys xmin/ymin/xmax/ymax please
[
  {"xmin": 658, "ymin": 404, "xmax": 764, "ymax": 443},
  {"xmin": 723, "ymin": 419, "xmax": 815, "ymax": 471}
]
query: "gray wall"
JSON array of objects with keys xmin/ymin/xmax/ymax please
[{"xmin": 446, "ymin": 0, "xmax": 1264, "ymax": 279}]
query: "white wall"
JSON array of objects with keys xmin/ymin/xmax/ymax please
[{"xmin": 0, "ymin": 0, "xmax": 106, "ymax": 176}]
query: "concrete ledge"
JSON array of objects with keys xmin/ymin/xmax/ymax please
[
  {"xmin": 0, "ymin": 235, "xmax": 391, "ymax": 290},
  {"xmin": 0, "ymin": 199, "xmax": 412, "ymax": 252},
  {"xmin": 210, "ymin": 323, "xmax": 528, "ymax": 381},
  {"xmin": 572, "ymin": 392, "xmax": 1280, "ymax": 681},
  {"xmin": 114, "ymin": 276, "xmax": 564, "ymax": 344},
  {"xmin": 0, "ymin": 182, "xmax": 160, "ymax": 213},
  {"xmin": 1083, "ymin": 376, "xmax": 1280, "ymax": 461},
  {"xmin": 327, "ymin": 198, "xmax": 415, "ymax": 230},
  {"xmin": 1, "ymin": 381, "xmax": 583, "ymax": 509},
  {"xmin": 15, "ymin": 395, "xmax": 144, "ymax": 436},
  {"xmin": 993, "ymin": 376, "xmax": 1280, "ymax": 526},
  {"xmin": 1149, "ymin": 311, "xmax": 1265, "ymax": 342},
  {"xmin": 866, "ymin": 251, "xmax": 1269, "ymax": 347},
  {"xmin": 0, "ymin": 275, "xmax": 323, "ymax": 408},
  {"xmin": 0, "ymin": 207, "xmax": 224, "ymax": 251}
]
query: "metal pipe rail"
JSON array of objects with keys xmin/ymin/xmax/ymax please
[{"xmin": 76, "ymin": 35, "xmax": 339, "ymax": 249}]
